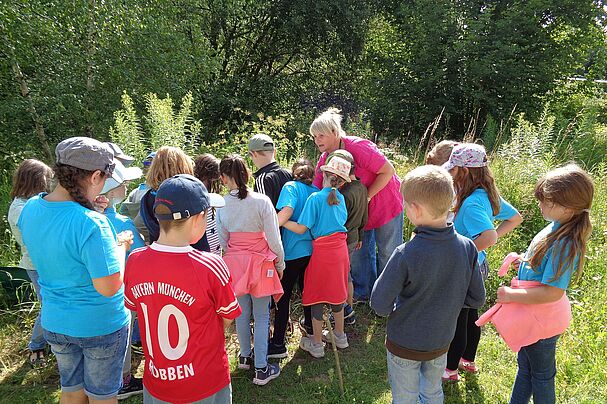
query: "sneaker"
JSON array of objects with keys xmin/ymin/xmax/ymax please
[
  {"xmin": 117, "ymin": 375, "xmax": 143, "ymax": 400},
  {"xmin": 441, "ymin": 369, "xmax": 460, "ymax": 382},
  {"xmin": 321, "ymin": 330, "xmax": 349, "ymax": 349},
  {"xmin": 267, "ymin": 342, "xmax": 288, "ymax": 359},
  {"xmin": 459, "ymin": 359, "xmax": 479, "ymax": 373},
  {"xmin": 253, "ymin": 363, "xmax": 281, "ymax": 386},
  {"xmin": 238, "ymin": 355, "xmax": 252, "ymax": 370},
  {"xmin": 299, "ymin": 336, "xmax": 325, "ymax": 358},
  {"xmin": 298, "ymin": 316, "xmax": 314, "ymax": 336},
  {"xmin": 344, "ymin": 304, "xmax": 356, "ymax": 325}
]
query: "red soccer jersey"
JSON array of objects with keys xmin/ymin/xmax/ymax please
[{"xmin": 124, "ymin": 243, "xmax": 241, "ymax": 403}]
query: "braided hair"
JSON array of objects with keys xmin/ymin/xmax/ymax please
[{"xmin": 53, "ymin": 163, "xmax": 104, "ymax": 210}]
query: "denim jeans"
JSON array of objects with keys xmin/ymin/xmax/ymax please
[
  {"xmin": 387, "ymin": 351, "xmax": 446, "ymax": 404},
  {"xmin": 43, "ymin": 325, "xmax": 129, "ymax": 400},
  {"xmin": 143, "ymin": 384, "xmax": 232, "ymax": 403},
  {"xmin": 235, "ymin": 294, "xmax": 271, "ymax": 369},
  {"xmin": 351, "ymin": 212, "xmax": 404, "ymax": 299},
  {"xmin": 510, "ymin": 335, "xmax": 560, "ymax": 404},
  {"xmin": 26, "ymin": 270, "xmax": 47, "ymax": 351}
]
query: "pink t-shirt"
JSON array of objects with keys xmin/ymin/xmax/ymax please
[{"xmin": 313, "ymin": 136, "xmax": 403, "ymax": 230}]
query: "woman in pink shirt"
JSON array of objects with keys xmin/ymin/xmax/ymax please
[{"xmin": 310, "ymin": 108, "xmax": 404, "ymax": 301}]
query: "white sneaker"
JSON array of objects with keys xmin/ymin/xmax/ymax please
[
  {"xmin": 299, "ymin": 336, "xmax": 325, "ymax": 358},
  {"xmin": 322, "ymin": 330, "xmax": 349, "ymax": 349}
]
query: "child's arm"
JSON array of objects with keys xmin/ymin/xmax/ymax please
[
  {"xmin": 283, "ymin": 220, "xmax": 308, "ymax": 234},
  {"xmin": 277, "ymin": 207, "xmax": 294, "ymax": 227},
  {"xmin": 223, "ymin": 318, "xmax": 234, "ymax": 329},
  {"xmin": 497, "ymin": 284, "xmax": 564, "ymax": 304},
  {"xmin": 261, "ymin": 200, "xmax": 286, "ymax": 273},
  {"xmin": 370, "ymin": 248, "xmax": 407, "ymax": 316},
  {"xmin": 496, "ymin": 211, "xmax": 523, "ymax": 238},
  {"xmin": 473, "ymin": 229, "xmax": 498, "ymax": 252}
]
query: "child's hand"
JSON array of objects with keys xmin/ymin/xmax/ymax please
[
  {"xmin": 117, "ymin": 230, "xmax": 134, "ymax": 250},
  {"xmin": 512, "ymin": 258, "xmax": 521, "ymax": 271},
  {"xmin": 496, "ymin": 286, "xmax": 513, "ymax": 304},
  {"xmin": 355, "ymin": 241, "xmax": 363, "ymax": 250},
  {"xmin": 94, "ymin": 195, "xmax": 109, "ymax": 213}
]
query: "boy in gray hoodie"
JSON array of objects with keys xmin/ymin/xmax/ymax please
[{"xmin": 370, "ymin": 165, "xmax": 485, "ymax": 404}]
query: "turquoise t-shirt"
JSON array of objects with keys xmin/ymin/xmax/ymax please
[
  {"xmin": 453, "ymin": 188, "xmax": 518, "ymax": 264},
  {"xmin": 518, "ymin": 222, "xmax": 577, "ymax": 290},
  {"xmin": 18, "ymin": 194, "xmax": 130, "ymax": 337},
  {"xmin": 277, "ymin": 181, "xmax": 318, "ymax": 261},
  {"xmin": 105, "ymin": 207, "xmax": 146, "ymax": 257},
  {"xmin": 298, "ymin": 187, "xmax": 347, "ymax": 239}
]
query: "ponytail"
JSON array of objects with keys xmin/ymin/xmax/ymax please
[
  {"xmin": 219, "ymin": 154, "xmax": 250, "ymax": 200},
  {"xmin": 53, "ymin": 163, "xmax": 102, "ymax": 210},
  {"xmin": 291, "ymin": 158, "xmax": 315, "ymax": 185},
  {"xmin": 325, "ymin": 173, "xmax": 345, "ymax": 206}
]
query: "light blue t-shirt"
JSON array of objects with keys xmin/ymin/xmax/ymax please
[
  {"xmin": 18, "ymin": 194, "xmax": 130, "ymax": 337},
  {"xmin": 298, "ymin": 187, "xmax": 348, "ymax": 239},
  {"xmin": 277, "ymin": 181, "xmax": 318, "ymax": 260},
  {"xmin": 105, "ymin": 207, "xmax": 146, "ymax": 257},
  {"xmin": 453, "ymin": 188, "xmax": 519, "ymax": 264},
  {"xmin": 518, "ymin": 222, "xmax": 577, "ymax": 290}
]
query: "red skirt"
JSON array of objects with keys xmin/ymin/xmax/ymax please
[{"xmin": 302, "ymin": 232, "xmax": 349, "ymax": 306}]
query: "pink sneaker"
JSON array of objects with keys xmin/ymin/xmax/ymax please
[
  {"xmin": 458, "ymin": 359, "xmax": 479, "ymax": 373},
  {"xmin": 441, "ymin": 369, "xmax": 459, "ymax": 382}
]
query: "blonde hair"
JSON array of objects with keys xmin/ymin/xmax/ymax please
[
  {"xmin": 530, "ymin": 164, "xmax": 594, "ymax": 282},
  {"xmin": 452, "ymin": 166, "xmax": 500, "ymax": 216},
  {"xmin": 426, "ymin": 140, "xmax": 458, "ymax": 166},
  {"xmin": 310, "ymin": 107, "xmax": 346, "ymax": 138},
  {"xmin": 146, "ymin": 146, "xmax": 194, "ymax": 190},
  {"xmin": 401, "ymin": 165, "xmax": 455, "ymax": 218}
]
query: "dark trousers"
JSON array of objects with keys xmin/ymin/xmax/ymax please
[
  {"xmin": 271, "ymin": 256, "xmax": 312, "ymax": 346},
  {"xmin": 446, "ymin": 308, "xmax": 481, "ymax": 370}
]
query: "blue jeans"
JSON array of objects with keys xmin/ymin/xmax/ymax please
[
  {"xmin": 510, "ymin": 335, "xmax": 560, "ymax": 404},
  {"xmin": 387, "ymin": 351, "xmax": 446, "ymax": 404},
  {"xmin": 351, "ymin": 212, "xmax": 404, "ymax": 299},
  {"xmin": 26, "ymin": 270, "xmax": 47, "ymax": 351},
  {"xmin": 235, "ymin": 294, "xmax": 271, "ymax": 369},
  {"xmin": 43, "ymin": 325, "xmax": 129, "ymax": 400},
  {"xmin": 143, "ymin": 384, "xmax": 232, "ymax": 403}
]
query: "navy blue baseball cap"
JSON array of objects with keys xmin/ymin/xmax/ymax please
[{"xmin": 154, "ymin": 174, "xmax": 225, "ymax": 221}]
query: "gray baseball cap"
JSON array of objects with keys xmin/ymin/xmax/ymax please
[
  {"xmin": 248, "ymin": 133, "xmax": 275, "ymax": 152},
  {"xmin": 105, "ymin": 142, "xmax": 135, "ymax": 166},
  {"xmin": 55, "ymin": 137, "xmax": 121, "ymax": 182}
]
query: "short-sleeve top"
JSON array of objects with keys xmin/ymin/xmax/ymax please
[
  {"xmin": 18, "ymin": 194, "xmax": 129, "ymax": 337},
  {"xmin": 105, "ymin": 207, "xmax": 146, "ymax": 257},
  {"xmin": 276, "ymin": 181, "xmax": 319, "ymax": 260},
  {"xmin": 8, "ymin": 198, "xmax": 34, "ymax": 270},
  {"xmin": 298, "ymin": 188, "xmax": 348, "ymax": 239},
  {"xmin": 313, "ymin": 136, "xmax": 403, "ymax": 230},
  {"xmin": 518, "ymin": 222, "xmax": 577, "ymax": 290},
  {"xmin": 453, "ymin": 188, "xmax": 519, "ymax": 264}
]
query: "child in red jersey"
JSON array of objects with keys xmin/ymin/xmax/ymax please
[{"xmin": 124, "ymin": 174, "xmax": 240, "ymax": 404}]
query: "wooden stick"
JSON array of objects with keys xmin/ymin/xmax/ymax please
[{"xmin": 324, "ymin": 313, "xmax": 345, "ymax": 395}]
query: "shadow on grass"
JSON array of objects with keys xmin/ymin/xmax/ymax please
[{"xmin": 444, "ymin": 372, "xmax": 486, "ymax": 404}]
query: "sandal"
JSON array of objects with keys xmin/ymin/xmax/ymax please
[
  {"xmin": 458, "ymin": 358, "xmax": 479, "ymax": 373},
  {"xmin": 29, "ymin": 349, "xmax": 46, "ymax": 367}
]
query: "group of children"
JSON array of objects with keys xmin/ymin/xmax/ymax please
[{"xmin": 7, "ymin": 111, "xmax": 594, "ymax": 404}]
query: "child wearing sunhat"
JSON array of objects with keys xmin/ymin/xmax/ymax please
[
  {"xmin": 284, "ymin": 151, "xmax": 352, "ymax": 358},
  {"xmin": 124, "ymin": 174, "xmax": 240, "ymax": 403}
]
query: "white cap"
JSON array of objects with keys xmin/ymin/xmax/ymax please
[{"xmin": 101, "ymin": 160, "xmax": 143, "ymax": 194}]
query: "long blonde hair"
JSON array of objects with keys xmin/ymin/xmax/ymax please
[
  {"xmin": 530, "ymin": 164, "xmax": 594, "ymax": 282},
  {"xmin": 146, "ymin": 146, "xmax": 194, "ymax": 190},
  {"xmin": 452, "ymin": 166, "xmax": 501, "ymax": 216}
]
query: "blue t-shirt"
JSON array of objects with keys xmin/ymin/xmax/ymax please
[
  {"xmin": 277, "ymin": 181, "xmax": 318, "ymax": 260},
  {"xmin": 453, "ymin": 188, "xmax": 518, "ymax": 264},
  {"xmin": 105, "ymin": 207, "xmax": 146, "ymax": 257},
  {"xmin": 518, "ymin": 222, "xmax": 577, "ymax": 290},
  {"xmin": 18, "ymin": 194, "xmax": 130, "ymax": 337},
  {"xmin": 298, "ymin": 188, "xmax": 348, "ymax": 239}
]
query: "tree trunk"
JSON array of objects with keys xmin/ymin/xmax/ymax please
[{"xmin": 11, "ymin": 61, "xmax": 53, "ymax": 162}]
